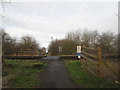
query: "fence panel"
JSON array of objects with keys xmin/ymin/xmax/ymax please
[
  {"xmin": 81, "ymin": 46, "xmax": 103, "ymax": 78},
  {"xmin": 81, "ymin": 46, "xmax": 118, "ymax": 82}
]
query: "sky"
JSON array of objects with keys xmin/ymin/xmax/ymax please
[{"xmin": 0, "ymin": 0, "xmax": 119, "ymax": 50}]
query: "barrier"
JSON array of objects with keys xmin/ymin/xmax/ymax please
[{"xmin": 81, "ymin": 46, "xmax": 103, "ymax": 77}]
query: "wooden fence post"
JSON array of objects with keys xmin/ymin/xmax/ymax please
[{"xmin": 97, "ymin": 47, "xmax": 103, "ymax": 78}]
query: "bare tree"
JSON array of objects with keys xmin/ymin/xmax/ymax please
[
  {"xmin": 20, "ymin": 35, "xmax": 40, "ymax": 50},
  {"xmin": 98, "ymin": 32, "xmax": 115, "ymax": 54},
  {"xmin": 81, "ymin": 29, "xmax": 91, "ymax": 47},
  {"xmin": 2, "ymin": 30, "xmax": 16, "ymax": 55}
]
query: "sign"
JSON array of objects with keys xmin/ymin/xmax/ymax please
[
  {"xmin": 75, "ymin": 53, "xmax": 81, "ymax": 56},
  {"xmin": 77, "ymin": 46, "xmax": 81, "ymax": 59},
  {"xmin": 59, "ymin": 46, "xmax": 62, "ymax": 52},
  {"xmin": 77, "ymin": 46, "xmax": 81, "ymax": 53}
]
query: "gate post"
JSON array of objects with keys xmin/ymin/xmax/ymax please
[{"xmin": 97, "ymin": 47, "xmax": 103, "ymax": 78}]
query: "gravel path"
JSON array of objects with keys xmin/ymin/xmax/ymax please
[{"xmin": 40, "ymin": 56, "xmax": 80, "ymax": 88}]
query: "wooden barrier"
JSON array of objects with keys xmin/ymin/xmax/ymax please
[
  {"xmin": 59, "ymin": 55, "xmax": 78, "ymax": 60},
  {"xmin": 4, "ymin": 56, "xmax": 46, "ymax": 59},
  {"xmin": 81, "ymin": 46, "xmax": 103, "ymax": 77},
  {"xmin": 81, "ymin": 46, "xmax": 118, "ymax": 80},
  {"xmin": 18, "ymin": 49, "xmax": 39, "ymax": 56}
]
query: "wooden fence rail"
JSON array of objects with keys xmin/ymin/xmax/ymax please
[
  {"xmin": 81, "ymin": 46, "xmax": 103, "ymax": 77},
  {"xmin": 82, "ymin": 51, "xmax": 98, "ymax": 59},
  {"xmin": 81, "ymin": 55, "xmax": 97, "ymax": 64},
  {"xmin": 81, "ymin": 46, "xmax": 118, "ymax": 80}
]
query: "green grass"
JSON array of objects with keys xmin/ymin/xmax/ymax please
[
  {"xmin": 3, "ymin": 59, "xmax": 48, "ymax": 88},
  {"xmin": 64, "ymin": 60, "xmax": 119, "ymax": 88}
]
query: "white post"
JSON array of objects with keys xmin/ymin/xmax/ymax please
[{"xmin": 59, "ymin": 46, "xmax": 62, "ymax": 55}]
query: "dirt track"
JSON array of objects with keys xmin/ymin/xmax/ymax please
[{"xmin": 40, "ymin": 57, "xmax": 80, "ymax": 88}]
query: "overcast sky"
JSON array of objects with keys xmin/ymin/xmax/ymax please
[{"xmin": 0, "ymin": 0, "xmax": 118, "ymax": 50}]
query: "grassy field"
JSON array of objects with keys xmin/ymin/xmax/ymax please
[
  {"xmin": 64, "ymin": 60, "xmax": 119, "ymax": 88},
  {"xmin": 2, "ymin": 59, "xmax": 48, "ymax": 88}
]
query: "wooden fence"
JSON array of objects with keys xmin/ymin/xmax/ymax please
[
  {"xmin": 81, "ymin": 46, "xmax": 103, "ymax": 77},
  {"xmin": 81, "ymin": 46, "xmax": 118, "ymax": 80},
  {"xmin": 81, "ymin": 47, "xmax": 103, "ymax": 77}
]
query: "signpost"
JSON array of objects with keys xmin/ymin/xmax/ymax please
[
  {"xmin": 77, "ymin": 46, "xmax": 81, "ymax": 59},
  {"xmin": 59, "ymin": 46, "xmax": 62, "ymax": 55}
]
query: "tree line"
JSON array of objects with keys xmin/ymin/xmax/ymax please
[
  {"xmin": 1, "ymin": 29, "xmax": 118, "ymax": 56},
  {"xmin": 1, "ymin": 30, "xmax": 42, "ymax": 56},
  {"xmin": 48, "ymin": 29, "xmax": 119, "ymax": 55}
]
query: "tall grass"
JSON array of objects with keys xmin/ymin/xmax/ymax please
[
  {"xmin": 64, "ymin": 60, "xmax": 119, "ymax": 88},
  {"xmin": 3, "ymin": 59, "xmax": 48, "ymax": 88}
]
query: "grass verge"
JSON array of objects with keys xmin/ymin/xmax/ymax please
[
  {"xmin": 3, "ymin": 59, "xmax": 48, "ymax": 88},
  {"xmin": 64, "ymin": 60, "xmax": 119, "ymax": 88}
]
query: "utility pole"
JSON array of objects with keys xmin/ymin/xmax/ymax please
[
  {"xmin": 0, "ymin": 0, "xmax": 11, "ymax": 27},
  {"xmin": 51, "ymin": 37, "xmax": 53, "ymax": 56},
  {"xmin": 0, "ymin": 1, "xmax": 10, "ymax": 89},
  {"xmin": 0, "ymin": 0, "xmax": 11, "ymax": 58},
  {"xmin": 0, "ymin": 30, "xmax": 2, "ymax": 90},
  {"xmin": 0, "ymin": 1, "xmax": 4, "ymax": 89},
  {"xmin": 118, "ymin": 1, "xmax": 120, "ymax": 83}
]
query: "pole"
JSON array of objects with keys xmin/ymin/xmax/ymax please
[
  {"xmin": 0, "ymin": 30, "xmax": 2, "ymax": 90},
  {"xmin": 0, "ymin": 1, "xmax": 10, "ymax": 89},
  {"xmin": 51, "ymin": 37, "xmax": 53, "ymax": 56}
]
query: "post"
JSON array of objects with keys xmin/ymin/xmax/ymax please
[
  {"xmin": 77, "ymin": 46, "xmax": 81, "ymax": 60},
  {"xmin": 97, "ymin": 47, "xmax": 103, "ymax": 78},
  {"xmin": 0, "ymin": 30, "xmax": 2, "ymax": 89},
  {"xmin": 59, "ymin": 46, "xmax": 62, "ymax": 55},
  {"xmin": 51, "ymin": 37, "xmax": 53, "ymax": 56}
]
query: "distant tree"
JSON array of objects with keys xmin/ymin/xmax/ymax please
[
  {"xmin": 48, "ymin": 39, "xmax": 59, "ymax": 55},
  {"xmin": 81, "ymin": 29, "xmax": 91, "ymax": 47},
  {"xmin": 41, "ymin": 47, "xmax": 46, "ymax": 55},
  {"xmin": 108, "ymin": 33, "xmax": 119, "ymax": 54},
  {"xmin": 2, "ymin": 30, "xmax": 16, "ymax": 55},
  {"xmin": 66, "ymin": 30, "xmax": 81, "ymax": 45},
  {"xmin": 97, "ymin": 32, "xmax": 116, "ymax": 54},
  {"xmin": 61, "ymin": 39, "xmax": 78, "ymax": 55},
  {"xmin": 48, "ymin": 29, "xmax": 118, "ymax": 56},
  {"xmin": 48, "ymin": 38, "xmax": 78, "ymax": 55},
  {"xmin": 19, "ymin": 35, "xmax": 40, "ymax": 50},
  {"xmin": 90, "ymin": 30, "xmax": 99, "ymax": 47}
]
